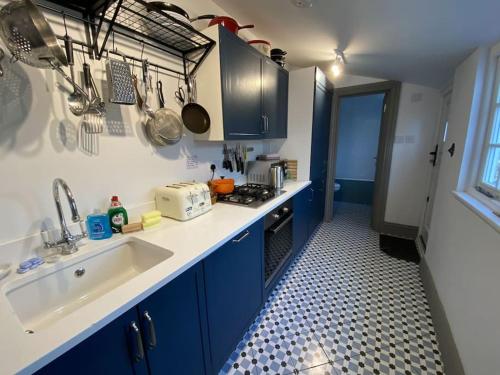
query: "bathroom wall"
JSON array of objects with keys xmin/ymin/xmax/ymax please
[
  {"xmin": 0, "ymin": 0, "xmax": 263, "ymax": 246},
  {"xmin": 334, "ymin": 93, "xmax": 385, "ymax": 205}
]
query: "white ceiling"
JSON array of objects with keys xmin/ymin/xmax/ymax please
[{"xmin": 213, "ymin": 0, "xmax": 500, "ymax": 88}]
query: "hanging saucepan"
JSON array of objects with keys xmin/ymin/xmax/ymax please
[
  {"xmin": 190, "ymin": 14, "xmax": 216, "ymax": 31},
  {"xmin": 181, "ymin": 75, "xmax": 210, "ymax": 134},
  {"xmin": 208, "ymin": 16, "xmax": 254, "ymax": 35}
]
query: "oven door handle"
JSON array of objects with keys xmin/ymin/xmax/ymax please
[{"xmin": 268, "ymin": 214, "xmax": 294, "ymax": 235}]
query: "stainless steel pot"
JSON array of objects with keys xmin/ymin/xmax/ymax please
[{"xmin": 270, "ymin": 165, "xmax": 284, "ymax": 191}]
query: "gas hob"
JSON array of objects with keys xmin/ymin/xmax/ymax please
[{"xmin": 218, "ymin": 184, "xmax": 284, "ymax": 208}]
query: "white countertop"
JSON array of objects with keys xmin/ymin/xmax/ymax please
[{"xmin": 0, "ymin": 181, "xmax": 310, "ymax": 375}]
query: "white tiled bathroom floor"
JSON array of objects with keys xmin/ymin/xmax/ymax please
[{"xmin": 220, "ymin": 203, "xmax": 444, "ymax": 375}]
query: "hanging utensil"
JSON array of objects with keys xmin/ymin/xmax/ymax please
[
  {"xmin": 63, "ymin": 20, "xmax": 88, "ymax": 117},
  {"xmin": 0, "ymin": 0, "xmax": 67, "ymax": 68},
  {"xmin": 181, "ymin": 75, "xmax": 210, "ymax": 134},
  {"xmin": 153, "ymin": 79, "xmax": 183, "ymax": 144},
  {"xmin": 132, "ymin": 74, "xmax": 182, "ymax": 146},
  {"xmin": 0, "ymin": 0, "xmax": 90, "ymax": 102},
  {"xmin": 106, "ymin": 51, "xmax": 136, "ymax": 105},
  {"xmin": 82, "ymin": 63, "xmax": 104, "ymax": 134}
]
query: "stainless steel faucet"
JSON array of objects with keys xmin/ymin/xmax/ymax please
[{"xmin": 42, "ymin": 178, "xmax": 87, "ymax": 255}]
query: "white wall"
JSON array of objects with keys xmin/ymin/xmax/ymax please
[
  {"xmin": 335, "ymin": 94, "xmax": 385, "ymax": 181},
  {"xmin": 425, "ymin": 47, "xmax": 500, "ymax": 375},
  {"xmin": 330, "ymin": 73, "xmax": 384, "ymax": 88},
  {"xmin": 384, "ymin": 83, "xmax": 443, "ymax": 226},
  {"xmin": 0, "ymin": 0, "xmax": 263, "ymax": 245},
  {"xmin": 276, "ymin": 67, "xmax": 316, "ymax": 181}
]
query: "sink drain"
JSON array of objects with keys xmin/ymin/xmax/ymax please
[{"xmin": 25, "ymin": 329, "xmax": 34, "ymax": 334}]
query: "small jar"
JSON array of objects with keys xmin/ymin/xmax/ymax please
[{"xmin": 86, "ymin": 213, "xmax": 113, "ymax": 240}]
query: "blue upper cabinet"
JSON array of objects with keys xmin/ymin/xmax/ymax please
[
  {"xmin": 219, "ymin": 26, "xmax": 264, "ymax": 139},
  {"xmin": 196, "ymin": 26, "xmax": 288, "ymax": 141},
  {"xmin": 262, "ymin": 59, "xmax": 289, "ymax": 139},
  {"xmin": 35, "ymin": 307, "xmax": 149, "ymax": 375},
  {"xmin": 137, "ymin": 263, "xmax": 209, "ymax": 375},
  {"xmin": 203, "ymin": 219, "xmax": 264, "ymax": 373}
]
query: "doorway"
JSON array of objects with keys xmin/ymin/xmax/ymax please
[
  {"xmin": 325, "ymin": 81, "xmax": 402, "ymax": 233},
  {"xmin": 333, "ymin": 93, "xmax": 385, "ymax": 206},
  {"xmin": 419, "ymin": 91, "xmax": 452, "ymax": 248}
]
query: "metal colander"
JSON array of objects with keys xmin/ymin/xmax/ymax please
[{"xmin": 0, "ymin": 0, "xmax": 67, "ymax": 68}]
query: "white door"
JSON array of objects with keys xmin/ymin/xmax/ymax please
[{"xmin": 420, "ymin": 92, "xmax": 452, "ymax": 247}]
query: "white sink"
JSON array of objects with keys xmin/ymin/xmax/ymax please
[{"xmin": 4, "ymin": 239, "xmax": 173, "ymax": 333}]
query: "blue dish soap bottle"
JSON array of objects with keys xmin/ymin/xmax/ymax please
[{"xmin": 86, "ymin": 213, "xmax": 113, "ymax": 240}]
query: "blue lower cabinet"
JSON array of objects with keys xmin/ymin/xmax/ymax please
[
  {"xmin": 35, "ymin": 307, "xmax": 149, "ymax": 375},
  {"xmin": 137, "ymin": 263, "xmax": 209, "ymax": 375},
  {"xmin": 203, "ymin": 219, "xmax": 264, "ymax": 373}
]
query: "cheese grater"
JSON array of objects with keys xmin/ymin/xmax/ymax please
[{"xmin": 105, "ymin": 56, "xmax": 136, "ymax": 105}]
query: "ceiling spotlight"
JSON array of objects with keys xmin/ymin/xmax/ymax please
[
  {"xmin": 331, "ymin": 49, "xmax": 346, "ymax": 77},
  {"xmin": 291, "ymin": 0, "xmax": 315, "ymax": 8}
]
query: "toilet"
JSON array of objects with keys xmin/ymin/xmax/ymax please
[{"xmin": 334, "ymin": 182, "xmax": 341, "ymax": 192}]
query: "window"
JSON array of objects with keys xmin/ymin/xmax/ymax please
[{"xmin": 477, "ymin": 57, "xmax": 500, "ymax": 201}]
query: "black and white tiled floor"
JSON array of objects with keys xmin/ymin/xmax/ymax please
[{"xmin": 220, "ymin": 203, "xmax": 444, "ymax": 375}]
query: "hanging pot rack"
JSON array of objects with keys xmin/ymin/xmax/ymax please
[{"xmin": 36, "ymin": 0, "xmax": 216, "ymax": 80}]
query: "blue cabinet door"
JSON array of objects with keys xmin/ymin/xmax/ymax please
[
  {"xmin": 293, "ymin": 187, "xmax": 312, "ymax": 254},
  {"xmin": 203, "ymin": 219, "xmax": 264, "ymax": 373},
  {"xmin": 219, "ymin": 26, "xmax": 264, "ymax": 140},
  {"xmin": 309, "ymin": 75, "xmax": 333, "ymax": 233},
  {"xmin": 262, "ymin": 58, "xmax": 289, "ymax": 139},
  {"xmin": 137, "ymin": 263, "xmax": 209, "ymax": 375},
  {"xmin": 35, "ymin": 308, "xmax": 148, "ymax": 375}
]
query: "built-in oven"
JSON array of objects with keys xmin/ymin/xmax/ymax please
[{"xmin": 264, "ymin": 198, "xmax": 294, "ymax": 290}]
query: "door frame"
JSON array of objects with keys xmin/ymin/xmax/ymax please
[{"xmin": 325, "ymin": 81, "xmax": 402, "ymax": 234}]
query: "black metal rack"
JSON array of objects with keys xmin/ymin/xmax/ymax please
[{"xmin": 41, "ymin": 0, "xmax": 216, "ymax": 79}]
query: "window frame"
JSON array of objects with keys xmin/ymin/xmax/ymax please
[{"xmin": 476, "ymin": 56, "xmax": 500, "ymax": 200}]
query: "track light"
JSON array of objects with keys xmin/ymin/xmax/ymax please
[{"xmin": 331, "ymin": 49, "xmax": 345, "ymax": 77}]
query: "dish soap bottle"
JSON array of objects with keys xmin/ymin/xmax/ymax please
[{"xmin": 108, "ymin": 196, "xmax": 128, "ymax": 233}]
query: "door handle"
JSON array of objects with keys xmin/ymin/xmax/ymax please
[
  {"xmin": 269, "ymin": 214, "xmax": 294, "ymax": 234},
  {"xmin": 129, "ymin": 321, "xmax": 145, "ymax": 363},
  {"xmin": 143, "ymin": 311, "xmax": 157, "ymax": 350},
  {"xmin": 429, "ymin": 144, "xmax": 438, "ymax": 166},
  {"xmin": 232, "ymin": 230, "xmax": 250, "ymax": 243}
]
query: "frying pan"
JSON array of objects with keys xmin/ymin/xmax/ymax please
[{"xmin": 181, "ymin": 75, "xmax": 210, "ymax": 134}]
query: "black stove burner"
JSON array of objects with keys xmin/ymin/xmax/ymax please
[{"xmin": 219, "ymin": 184, "xmax": 276, "ymax": 207}]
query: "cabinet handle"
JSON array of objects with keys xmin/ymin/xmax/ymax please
[
  {"xmin": 228, "ymin": 132, "xmax": 262, "ymax": 136},
  {"xmin": 309, "ymin": 188, "xmax": 314, "ymax": 202},
  {"xmin": 265, "ymin": 115, "xmax": 269, "ymax": 133},
  {"xmin": 232, "ymin": 230, "xmax": 250, "ymax": 243},
  {"xmin": 143, "ymin": 311, "xmax": 157, "ymax": 350},
  {"xmin": 261, "ymin": 115, "xmax": 266, "ymax": 134},
  {"xmin": 130, "ymin": 321, "xmax": 145, "ymax": 363}
]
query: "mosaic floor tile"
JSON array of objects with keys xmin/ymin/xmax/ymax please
[{"xmin": 221, "ymin": 203, "xmax": 444, "ymax": 375}]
